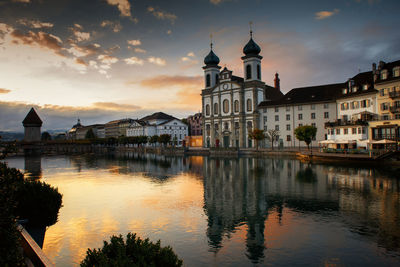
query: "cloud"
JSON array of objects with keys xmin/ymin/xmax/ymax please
[
  {"xmin": 106, "ymin": 0, "xmax": 131, "ymax": 17},
  {"xmin": 315, "ymin": 9, "xmax": 339, "ymax": 20},
  {"xmin": 100, "ymin": 20, "xmax": 122, "ymax": 32},
  {"xmin": 147, "ymin": 56, "xmax": 166, "ymax": 66},
  {"xmin": 17, "ymin": 19, "xmax": 54, "ymax": 28},
  {"xmin": 139, "ymin": 75, "xmax": 202, "ymax": 89},
  {"xmin": 98, "ymin": 54, "xmax": 118, "ymax": 64},
  {"xmin": 12, "ymin": 0, "xmax": 30, "ymax": 3},
  {"xmin": 147, "ymin": 6, "xmax": 177, "ymax": 24},
  {"xmin": 124, "ymin": 57, "xmax": 144, "ymax": 65},
  {"xmin": 75, "ymin": 58, "xmax": 88, "ymax": 66},
  {"xmin": 92, "ymin": 102, "xmax": 140, "ymax": 111},
  {"xmin": 127, "ymin": 39, "xmax": 141, "ymax": 46},
  {"xmin": 181, "ymin": 52, "xmax": 197, "ymax": 64},
  {"xmin": 166, "ymin": 30, "xmax": 172, "ymax": 35},
  {"xmin": 10, "ymin": 29, "xmax": 64, "ymax": 57},
  {"xmin": 134, "ymin": 48, "xmax": 146, "ymax": 53},
  {"xmin": 209, "ymin": 0, "xmax": 227, "ymax": 5},
  {"xmin": 0, "ymin": 88, "xmax": 11, "ymax": 94},
  {"xmin": 104, "ymin": 44, "xmax": 120, "ymax": 54},
  {"xmin": 0, "ymin": 100, "xmax": 142, "ymax": 131},
  {"xmin": 67, "ymin": 43, "xmax": 101, "ymax": 57},
  {"xmin": 70, "ymin": 24, "xmax": 90, "ymax": 42}
]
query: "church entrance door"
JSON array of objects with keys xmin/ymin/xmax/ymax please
[{"xmin": 223, "ymin": 135, "xmax": 230, "ymax": 148}]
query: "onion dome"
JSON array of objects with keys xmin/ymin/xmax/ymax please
[
  {"xmin": 72, "ymin": 118, "xmax": 82, "ymax": 128},
  {"xmin": 243, "ymin": 31, "xmax": 261, "ymax": 56},
  {"xmin": 204, "ymin": 43, "xmax": 220, "ymax": 66}
]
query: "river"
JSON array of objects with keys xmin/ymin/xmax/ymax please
[{"xmin": 4, "ymin": 153, "xmax": 400, "ymax": 266}]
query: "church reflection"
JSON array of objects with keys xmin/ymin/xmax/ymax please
[{"xmin": 202, "ymin": 157, "xmax": 400, "ymax": 263}]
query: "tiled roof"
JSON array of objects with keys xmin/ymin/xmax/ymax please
[
  {"xmin": 258, "ymin": 83, "xmax": 344, "ymax": 108},
  {"xmin": 140, "ymin": 112, "xmax": 176, "ymax": 122},
  {"xmin": 375, "ymin": 59, "xmax": 400, "ymax": 84},
  {"xmin": 22, "ymin": 108, "xmax": 43, "ymax": 126}
]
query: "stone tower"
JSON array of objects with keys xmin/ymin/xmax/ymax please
[{"xmin": 22, "ymin": 107, "xmax": 43, "ymax": 142}]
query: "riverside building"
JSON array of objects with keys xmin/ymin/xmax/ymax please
[{"xmin": 201, "ymin": 31, "xmax": 282, "ymax": 148}]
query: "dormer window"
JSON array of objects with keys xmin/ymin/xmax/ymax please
[
  {"xmin": 353, "ymin": 86, "xmax": 358, "ymax": 92},
  {"xmin": 394, "ymin": 67, "xmax": 400, "ymax": 77},
  {"xmin": 381, "ymin": 70, "xmax": 388, "ymax": 80},
  {"xmin": 363, "ymin": 84, "xmax": 368, "ymax": 90},
  {"xmin": 342, "ymin": 88, "xmax": 348, "ymax": 94}
]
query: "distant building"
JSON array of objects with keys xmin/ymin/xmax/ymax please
[
  {"xmin": 187, "ymin": 113, "xmax": 202, "ymax": 136},
  {"xmin": 67, "ymin": 118, "xmax": 83, "ymax": 140},
  {"xmin": 76, "ymin": 124, "xmax": 105, "ymax": 140},
  {"xmin": 105, "ymin": 119, "xmax": 134, "ymax": 138},
  {"xmin": 22, "ymin": 107, "xmax": 43, "ymax": 142},
  {"xmin": 126, "ymin": 112, "xmax": 188, "ymax": 145}
]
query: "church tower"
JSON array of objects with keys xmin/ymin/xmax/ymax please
[
  {"xmin": 241, "ymin": 30, "xmax": 262, "ymax": 82},
  {"xmin": 203, "ymin": 42, "xmax": 221, "ymax": 88},
  {"xmin": 22, "ymin": 107, "xmax": 43, "ymax": 142}
]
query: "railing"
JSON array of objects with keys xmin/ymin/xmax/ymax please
[
  {"xmin": 325, "ymin": 119, "xmax": 369, "ymax": 127},
  {"xmin": 389, "ymin": 105, "xmax": 400, "ymax": 113},
  {"xmin": 389, "ymin": 91, "xmax": 400, "ymax": 98}
]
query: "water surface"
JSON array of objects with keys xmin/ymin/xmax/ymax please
[{"xmin": 5, "ymin": 154, "xmax": 400, "ymax": 266}]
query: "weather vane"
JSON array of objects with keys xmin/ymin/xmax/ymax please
[
  {"xmin": 210, "ymin": 33, "xmax": 213, "ymax": 49},
  {"xmin": 249, "ymin": 21, "xmax": 253, "ymax": 37}
]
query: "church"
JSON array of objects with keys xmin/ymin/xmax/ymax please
[{"xmin": 201, "ymin": 31, "xmax": 282, "ymax": 148}]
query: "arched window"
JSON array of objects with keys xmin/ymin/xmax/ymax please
[
  {"xmin": 257, "ymin": 65, "xmax": 261, "ymax": 80},
  {"xmin": 224, "ymin": 122, "xmax": 229, "ymax": 130},
  {"xmin": 246, "ymin": 65, "xmax": 252, "ymax": 79},
  {"xmin": 214, "ymin": 103, "xmax": 218, "ymax": 115},
  {"xmin": 223, "ymin": 99, "xmax": 229, "ymax": 113},
  {"xmin": 205, "ymin": 104, "xmax": 210, "ymax": 116},
  {"xmin": 247, "ymin": 99, "xmax": 252, "ymax": 112},
  {"xmin": 234, "ymin": 100, "xmax": 239, "ymax": 112},
  {"xmin": 215, "ymin": 74, "xmax": 219, "ymax": 84},
  {"xmin": 247, "ymin": 121, "xmax": 252, "ymax": 129},
  {"xmin": 206, "ymin": 74, "xmax": 211, "ymax": 87}
]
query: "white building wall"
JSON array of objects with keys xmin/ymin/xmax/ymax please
[
  {"xmin": 260, "ymin": 101, "xmax": 337, "ymax": 148},
  {"xmin": 337, "ymin": 93, "xmax": 377, "ymax": 120}
]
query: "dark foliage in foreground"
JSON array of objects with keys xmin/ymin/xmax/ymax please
[{"xmin": 80, "ymin": 233, "xmax": 183, "ymax": 267}]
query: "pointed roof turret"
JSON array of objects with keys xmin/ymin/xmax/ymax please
[{"xmin": 22, "ymin": 107, "xmax": 43, "ymax": 126}]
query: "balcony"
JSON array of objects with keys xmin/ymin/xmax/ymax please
[
  {"xmin": 389, "ymin": 105, "xmax": 400, "ymax": 113},
  {"xmin": 325, "ymin": 119, "xmax": 368, "ymax": 128},
  {"xmin": 389, "ymin": 91, "xmax": 400, "ymax": 99}
]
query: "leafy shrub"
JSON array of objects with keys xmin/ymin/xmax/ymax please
[
  {"xmin": 15, "ymin": 179, "xmax": 62, "ymax": 226},
  {"xmin": 0, "ymin": 163, "xmax": 25, "ymax": 266},
  {"xmin": 80, "ymin": 233, "xmax": 183, "ymax": 267}
]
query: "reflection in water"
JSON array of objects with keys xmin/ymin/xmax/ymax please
[
  {"xmin": 24, "ymin": 155, "xmax": 42, "ymax": 179},
  {"xmin": 11, "ymin": 154, "xmax": 400, "ymax": 266}
]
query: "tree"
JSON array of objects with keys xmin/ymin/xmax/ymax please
[
  {"xmin": 85, "ymin": 128, "xmax": 95, "ymax": 140},
  {"xmin": 158, "ymin": 134, "xmax": 171, "ymax": 147},
  {"xmin": 149, "ymin": 135, "xmax": 159, "ymax": 146},
  {"xmin": 265, "ymin": 129, "xmax": 280, "ymax": 150},
  {"xmin": 41, "ymin": 131, "xmax": 52, "ymax": 141},
  {"xmin": 172, "ymin": 136, "xmax": 178, "ymax": 147},
  {"xmin": 294, "ymin": 125, "xmax": 317, "ymax": 150},
  {"xmin": 248, "ymin": 128, "xmax": 265, "ymax": 150},
  {"xmin": 80, "ymin": 233, "xmax": 182, "ymax": 267}
]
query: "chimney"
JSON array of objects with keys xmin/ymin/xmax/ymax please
[
  {"xmin": 372, "ymin": 62, "xmax": 378, "ymax": 83},
  {"xmin": 274, "ymin": 73, "xmax": 280, "ymax": 91}
]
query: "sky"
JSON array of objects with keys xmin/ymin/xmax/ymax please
[{"xmin": 0, "ymin": 0, "xmax": 399, "ymax": 131}]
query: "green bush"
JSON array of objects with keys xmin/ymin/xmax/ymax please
[
  {"xmin": 15, "ymin": 179, "xmax": 62, "ymax": 226},
  {"xmin": 0, "ymin": 163, "xmax": 25, "ymax": 266},
  {"xmin": 80, "ymin": 233, "xmax": 183, "ymax": 267}
]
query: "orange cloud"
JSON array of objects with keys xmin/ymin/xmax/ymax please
[
  {"xmin": 147, "ymin": 7, "xmax": 177, "ymax": 24},
  {"xmin": 10, "ymin": 29, "xmax": 64, "ymax": 57},
  {"xmin": 0, "ymin": 88, "xmax": 11, "ymax": 94},
  {"xmin": 17, "ymin": 19, "xmax": 53, "ymax": 28},
  {"xmin": 139, "ymin": 75, "xmax": 202, "ymax": 89},
  {"xmin": 75, "ymin": 58, "xmax": 87, "ymax": 66},
  {"xmin": 106, "ymin": 0, "xmax": 131, "ymax": 17},
  {"xmin": 67, "ymin": 43, "xmax": 101, "ymax": 57},
  {"xmin": 92, "ymin": 102, "xmax": 140, "ymax": 111},
  {"xmin": 100, "ymin": 20, "xmax": 122, "ymax": 33},
  {"xmin": 315, "ymin": 9, "xmax": 339, "ymax": 20}
]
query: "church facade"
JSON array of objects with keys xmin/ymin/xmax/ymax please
[{"xmin": 201, "ymin": 32, "xmax": 282, "ymax": 148}]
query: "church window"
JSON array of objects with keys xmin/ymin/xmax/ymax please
[
  {"xmin": 206, "ymin": 105, "xmax": 210, "ymax": 116},
  {"xmin": 214, "ymin": 103, "xmax": 218, "ymax": 115},
  {"xmin": 247, "ymin": 121, "xmax": 253, "ymax": 129},
  {"xmin": 223, "ymin": 99, "xmax": 229, "ymax": 113},
  {"xmin": 257, "ymin": 65, "xmax": 261, "ymax": 80},
  {"xmin": 215, "ymin": 74, "xmax": 219, "ymax": 84},
  {"xmin": 206, "ymin": 74, "xmax": 211, "ymax": 87},
  {"xmin": 234, "ymin": 100, "xmax": 239, "ymax": 112},
  {"xmin": 224, "ymin": 122, "xmax": 229, "ymax": 130},
  {"xmin": 246, "ymin": 65, "xmax": 252, "ymax": 79},
  {"xmin": 246, "ymin": 99, "xmax": 252, "ymax": 112}
]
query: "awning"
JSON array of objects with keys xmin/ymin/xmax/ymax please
[
  {"xmin": 371, "ymin": 139, "xmax": 396, "ymax": 144},
  {"xmin": 319, "ymin": 140, "xmax": 336, "ymax": 144},
  {"xmin": 335, "ymin": 140, "xmax": 357, "ymax": 144}
]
